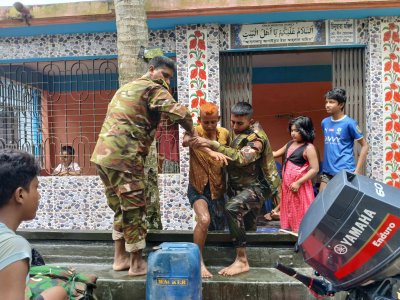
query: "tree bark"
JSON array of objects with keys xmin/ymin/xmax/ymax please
[{"xmin": 114, "ymin": 0, "xmax": 148, "ymax": 85}]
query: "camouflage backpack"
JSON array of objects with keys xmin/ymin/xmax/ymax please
[{"xmin": 25, "ymin": 265, "xmax": 97, "ymax": 300}]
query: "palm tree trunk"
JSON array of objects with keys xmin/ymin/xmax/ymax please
[{"xmin": 114, "ymin": 0, "xmax": 148, "ymax": 85}]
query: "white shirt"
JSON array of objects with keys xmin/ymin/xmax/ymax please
[{"xmin": 53, "ymin": 162, "xmax": 81, "ymax": 174}]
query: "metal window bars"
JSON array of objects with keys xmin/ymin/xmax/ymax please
[{"xmin": 0, "ymin": 59, "xmax": 180, "ymax": 175}]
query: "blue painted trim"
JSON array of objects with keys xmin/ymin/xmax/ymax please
[
  {"xmin": 0, "ymin": 55, "xmax": 118, "ymax": 64},
  {"xmin": 0, "ymin": 21, "xmax": 116, "ymax": 37},
  {"xmin": 147, "ymin": 7, "xmax": 400, "ymax": 30},
  {"xmin": 164, "ymin": 52, "xmax": 177, "ymax": 57},
  {"xmin": 252, "ymin": 65, "xmax": 332, "ymax": 84},
  {"xmin": 46, "ymin": 73, "xmax": 119, "ymax": 92},
  {"xmin": 0, "ymin": 65, "xmax": 43, "ymax": 87},
  {"xmin": 148, "ymin": 8, "xmax": 400, "ymax": 30},
  {"xmin": 0, "ymin": 70, "xmax": 178, "ymax": 92},
  {"xmin": 45, "ymin": 73, "xmax": 176, "ymax": 92}
]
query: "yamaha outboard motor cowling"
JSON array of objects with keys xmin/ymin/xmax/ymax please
[{"xmin": 298, "ymin": 170, "xmax": 400, "ymax": 291}]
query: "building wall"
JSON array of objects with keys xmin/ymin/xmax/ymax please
[
  {"xmin": 0, "ymin": 33, "xmax": 118, "ymax": 59},
  {"xmin": 2, "ymin": 18, "xmax": 399, "ymax": 230}
]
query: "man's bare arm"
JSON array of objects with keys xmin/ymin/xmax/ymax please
[{"xmin": 355, "ymin": 137, "xmax": 369, "ymax": 174}]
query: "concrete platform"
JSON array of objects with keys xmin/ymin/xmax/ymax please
[
  {"xmin": 23, "ymin": 230, "xmax": 347, "ymax": 300},
  {"xmin": 69, "ymin": 264, "xmax": 347, "ymax": 300}
]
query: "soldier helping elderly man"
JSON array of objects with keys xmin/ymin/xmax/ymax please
[{"xmin": 92, "ymin": 56, "xmax": 280, "ymax": 278}]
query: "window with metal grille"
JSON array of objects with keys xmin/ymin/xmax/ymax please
[
  {"xmin": 0, "ymin": 59, "xmax": 180, "ymax": 175},
  {"xmin": 0, "ymin": 77, "xmax": 42, "ymax": 156}
]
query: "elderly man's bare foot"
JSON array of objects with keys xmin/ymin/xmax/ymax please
[
  {"xmin": 128, "ymin": 260, "xmax": 147, "ymax": 276},
  {"xmin": 218, "ymin": 260, "xmax": 250, "ymax": 276},
  {"xmin": 201, "ymin": 263, "xmax": 213, "ymax": 278},
  {"xmin": 113, "ymin": 255, "xmax": 130, "ymax": 271}
]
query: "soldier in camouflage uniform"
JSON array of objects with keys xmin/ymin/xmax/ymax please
[
  {"xmin": 192, "ymin": 101, "xmax": 280, "ymax": 276},
  {"xmin": 91, "ymin": 56, "xmax": 194, "ymax": 276}
]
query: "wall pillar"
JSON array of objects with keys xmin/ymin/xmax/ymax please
[
  {"xmin": 173, "ymin": 24, "xmax": 221, "ymax": 229},
  {"xmin": 365, "ymin": 17, "xmax": 385, "ymax": 181},
  {"xmin": 381, "ymin": 18, "xmax": 400, "ymax": 188},
  {"xmin": 365, "ymin": 17, "xmax": 400, "ymax": 187}
]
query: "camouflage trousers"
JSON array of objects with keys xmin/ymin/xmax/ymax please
[
  {"xmin": 96, "ymin": 164, "xmax": 147, "ymax": 252},
  {"xmin": 225, "ymin": 186, "xmax": 266, "ymax": 248}
]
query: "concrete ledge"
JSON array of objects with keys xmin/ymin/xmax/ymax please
[
  {"xmin": 19, "ymin": 229, "xmax": 297, "ymax": 245},
  {"xmin": 65, "ymin": 264, "xmax": 346, "ymax": 300},
  {"xmin": 30, "ymin": 241, "xmax": 304, "ymax": 268},
  {"xmin": 19, "ymin": 229, "xmax": 112, "ymax": 241}
]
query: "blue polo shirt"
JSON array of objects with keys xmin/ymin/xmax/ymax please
[{"xmin": 322, "ymin": 115, "xmax": 364, "ymax": 175}]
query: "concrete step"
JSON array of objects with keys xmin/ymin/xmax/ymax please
[
  {"xmin": 23, "ymin": 230, "xmax": 347, "ymax": 300},
  {"xmin": 30, "ymin": 241, "xmax": 306, "ymax": 268},
  {"xmin": 52, "ymin": 263, "xmax": 347, "ymax": 300}
]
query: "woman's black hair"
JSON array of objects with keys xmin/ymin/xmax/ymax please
[{"xmin": 288, "ymin": 116, "xmax": 315, "ymax": 143}]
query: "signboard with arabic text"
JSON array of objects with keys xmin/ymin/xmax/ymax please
[{"xmin": 231, "ymin": 21, "xmax": 326, "ymax": 49}]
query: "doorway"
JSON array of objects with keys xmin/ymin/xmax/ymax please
[{"xmin": 220, "ymin": 49, "xmax": 365, "ymax": 159}]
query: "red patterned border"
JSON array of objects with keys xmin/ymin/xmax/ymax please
[
  {"xmin": 383, "ymin": 22, "xmax": 400, "ymax": 188},
  {"xmin": 188, "ymin": 30, "xmax": 208, "ymax": 125}
]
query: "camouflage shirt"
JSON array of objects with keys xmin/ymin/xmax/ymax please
[
  {"xmin": 91, "ymin": 76, "xmax": 193, "ymax": 172},
  {"xmin": 210, "ymin": 122, "xmax": 280, "ymax": 196}
]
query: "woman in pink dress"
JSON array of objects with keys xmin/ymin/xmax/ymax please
[{"xmin": 273, "ymin": 116, "xmax": 319, "ymax": 233}]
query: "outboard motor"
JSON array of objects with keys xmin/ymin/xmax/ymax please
[{"xmin": 276, "ymin": 170, "xmax": 400, "ymax": 299}]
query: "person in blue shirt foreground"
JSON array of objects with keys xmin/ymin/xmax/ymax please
[{"xmin": 319, "ymin": 88, "xmax": 369, "ymax": 192}]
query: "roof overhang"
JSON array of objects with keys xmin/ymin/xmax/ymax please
[{"xmin": 0, "ymin": 0, "xmax": 399, "ymax": 36}]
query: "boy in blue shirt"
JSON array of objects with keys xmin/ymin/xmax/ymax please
[{"xmin": 320, "ymin": 88, "xmax": 369, "ymax": 191}]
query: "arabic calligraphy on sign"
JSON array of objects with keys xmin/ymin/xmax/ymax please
[{"xmin": 231, "ymin": 21, "xmax": 325, "ymax": 49}]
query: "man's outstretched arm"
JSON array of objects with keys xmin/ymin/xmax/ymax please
[{"xmin": 191, "ymin": 136, "xmax": 263, "ymax": 167}]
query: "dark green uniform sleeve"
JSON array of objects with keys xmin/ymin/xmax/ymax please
[
  {"xmin": 148, "ymin": 85, "xmax": 193, "ymax": 133},
  {"xmin": 210, "ymin": 139, "xmax": 263, "ymax": 166},
  {"xmin": 263, "ymin": 138, "xmax": 281, "ymax": 196}
]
